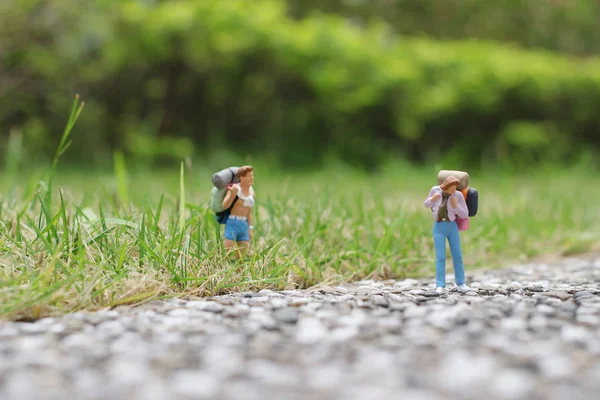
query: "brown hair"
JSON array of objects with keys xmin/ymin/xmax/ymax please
[
  {"xmin": 440, "ymin": 175, "xmax": 460, "ymax": 190},
  {"xmin": 238, "ymin": 165, "xmax": 253, "ymax": 177}
]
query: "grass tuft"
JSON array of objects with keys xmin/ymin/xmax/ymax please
[
  {"xmin": 0, "ymin": 160, "xmax": 598, "ymax": 321},
  {"xmin": 1, "ymin": 98, "xmax": 599, "ymax": 320}
]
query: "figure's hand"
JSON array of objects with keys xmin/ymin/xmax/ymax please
[
  {"xmin": 431, "ymin": 193, "xmax": 440, "ymax": 202},
  {"xmin": 229, "ymin": 185, "xmax": 239, "ymax": 195},
  {"xmin": 450, "ymin": 197, "xmax": 457, "ymax": 208}
]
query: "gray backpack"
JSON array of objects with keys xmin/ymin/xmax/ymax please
[{"xmin": 210, "ymin": 167, "xmax": 240, "ymax": 224}]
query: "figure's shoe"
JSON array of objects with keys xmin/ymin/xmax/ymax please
[
  {"xmin": 436, "ymin": 287, "xmax": 447, "ymax": 294},
  {"xmin": 457, "ymin": 284, "xmax": 472, "ymax": 293}
]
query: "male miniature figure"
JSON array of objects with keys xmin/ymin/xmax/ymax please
[
  {"xmin": 424, "ymin": 175, "xmax": 471, "ymax": 294},
  {"xmin": 221, "ymin": 165, "xmax": 255, "ymax": 257}
]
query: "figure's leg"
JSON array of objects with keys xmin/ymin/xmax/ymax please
[
  {"xmin": 432, "ymin": 223, "xmax": 447, "ymax": 288},
  {"xmin": 223, "ymin": 220, "xmax": 238, "ymax": 256},
  {"xmin": 224, "ymin": 239, "xmax": 236, "ymax": 251},
  {"xmin": 237, "ymin": 241, "xmax": 249, "ymax": 257},
  {"xmin": 447, "ymin": 222, "xmax": 465, "ymax": 286},
  {"xmin": 236, "ymin": 221, "xmax": 251, "ymax": 257}
]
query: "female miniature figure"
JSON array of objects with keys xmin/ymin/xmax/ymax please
[
  {"xmin": 221, "ymin": 165, "xmax": 255, "ymax": 257},
  {"xmin": 424, "ymin": 175, "xmax": 471, "ymax": 294}
]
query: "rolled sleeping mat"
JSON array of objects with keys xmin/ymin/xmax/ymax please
[
  {"xmin": 437, "ymin": 170, "xmax": 470, "ymax": 191},
  {"xmin": 210, "ymin": 187, "xmax": 228, "ymax": 213},
  {"xmin": 212, "ymin": 167, "xmax": 240, "ymax": 189}
]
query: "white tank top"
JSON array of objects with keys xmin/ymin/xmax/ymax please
[{"xmin": 235, "ymin": 185, "xmax": 255, "ymax": 208}]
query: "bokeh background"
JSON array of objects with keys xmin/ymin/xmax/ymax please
[
  {"xmin": 2, "ymin": 0, "xmax": 600, "ymax": 172},
  {"xmin": 2, "ymin": 0, "xmax": 600, "ymax": 320}
]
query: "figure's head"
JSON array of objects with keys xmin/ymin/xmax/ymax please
[
  {"xmin": 440, "ymin": 175, "xmax": 460, "ymax": 195},
  {"xmin": 238, "ymin": 165, "xmax": 253, "ymax": 185}
]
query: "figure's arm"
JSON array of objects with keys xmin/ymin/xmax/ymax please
[
  {"xmin": 424, "ymin": 187, "xmax": 439, "ymax": 208},
  {"xmin": 453, "ymin": 192, "xmax": 469, "ymax": 218},
  {"xmin": 247, "ymin": 211, "xmax": 253, "ymax": 238},
  {"xmin": 247, "ymin": 192, "xmax": 254, "ymax": 238},
  {"xmin": 222, "ymin": 185, "xmax": 239, "ymax": 209}
]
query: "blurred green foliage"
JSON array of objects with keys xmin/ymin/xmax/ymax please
[
  {"xmin": 1, "ymin": 0, "xmax": 600, "ymax": 170},
  {"xmin": 288, "ymin": 0, "xmax": 600, "ymax": 56}
]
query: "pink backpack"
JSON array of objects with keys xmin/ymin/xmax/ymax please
[{"xmin": 456, "ymin": 217, "xmax": 470, "ymax": 231}]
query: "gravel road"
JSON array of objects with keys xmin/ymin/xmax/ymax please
[{"xmin": 1, "ymin": 255, "xmax": 600, "ymax": 400}]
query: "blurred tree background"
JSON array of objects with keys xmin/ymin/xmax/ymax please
[{"xmin": 1, "ymin": 0, "xmax": 600, "ymax": 171}]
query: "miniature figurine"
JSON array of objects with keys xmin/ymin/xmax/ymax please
[
  {"xmin": 424, "ymin": 174, "xmax": 471, "ymax": 294},
  {"xmin": 219, "ymin": 165, "xmax": 255, "ymax": 257}
]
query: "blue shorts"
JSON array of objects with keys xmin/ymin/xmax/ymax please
[{"xmin": 224, "ymin": 217, "xmax": 250, "ymax": 242}]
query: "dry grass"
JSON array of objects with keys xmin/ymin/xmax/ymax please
[
  {"xmin": 1, "ymin": 97, "xmax": 599, "ymax": 321},
  {"xmin": 1, "ymin": 157, "xmax": 599, "ymax": 321}
]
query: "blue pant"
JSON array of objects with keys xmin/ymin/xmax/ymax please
[
  {"xmin": 224, "ymin": 218, "xmax": 250, "ymax": 242},
  {"xmin": 432, "ymin": 221, "xmax": 464, "ymax": 287}
]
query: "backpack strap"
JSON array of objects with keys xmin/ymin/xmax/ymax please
[{"xmin": 215, "ymin": 195, "xmax": 239, "ymax": 224}]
